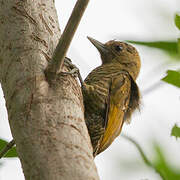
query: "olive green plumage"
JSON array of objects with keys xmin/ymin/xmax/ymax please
[{"xmin": 82, "ymin": 37, "xmax": 141, "ymax": 156}]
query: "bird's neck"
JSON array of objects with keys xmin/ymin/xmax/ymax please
[
  {"xmin": 103, "ymin": 62, "xmax": 140, "ymax": 80},
  {"xmin": 120, "ymin": 62, "xmax": 140, "ymax": 80}
]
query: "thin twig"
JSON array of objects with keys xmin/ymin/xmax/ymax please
[
  {"xmin": 46, "ymin": 0, "xmax": 89, "ymax": 76},
  {"xmin": 0, "ymin": 139, "xmax": 15, "ymax": 159},
  {"xmin": 121, "ymin": 134, "xmax": 165, "ymax": 180},
  {"xmin": 142, "ymin": 81, "xmax": 164, "ymax": 96}
]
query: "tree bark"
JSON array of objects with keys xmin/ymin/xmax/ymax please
[{"xmin": 0, "ymin": 0, "xmax": 99, "ymax": 180}]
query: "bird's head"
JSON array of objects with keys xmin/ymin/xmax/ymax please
[{"xmin": 87, "ymin": 36, "xmax": 141, "ymax": 79}]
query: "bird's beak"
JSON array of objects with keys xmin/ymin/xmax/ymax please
[{"xmin": 87, "ymin": 36, "xmax": 109, "ymax": 55}]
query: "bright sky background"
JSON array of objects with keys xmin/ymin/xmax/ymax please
[{"xmin": 0, "ymin": 0, "xmax": 180, "ymax": 179}]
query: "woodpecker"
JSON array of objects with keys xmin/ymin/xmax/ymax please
[{"xmin": 82, "ymin": 37, "xmax": 141, "ymax": 156}]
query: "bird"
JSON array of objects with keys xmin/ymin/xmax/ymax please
[{"xmin": 81, "ymin": 37, "xmax": 141, "ymax": 156}]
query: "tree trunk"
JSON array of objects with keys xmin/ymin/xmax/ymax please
[{"xmin": 0, "ymin": 0, "xmax": 99, "ymax": 179}]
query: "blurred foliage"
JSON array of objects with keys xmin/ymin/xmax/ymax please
[
  {"xmin": 127, "ymin": 40, "xmax": 178, "ymax": 58},
  {"xmin": 122, "ymin": 135, "xmax": 152, "ymax": 167},
  {"xmin": 178, "ymin": 38, "xmax": 180, "ymax": 56},
  {"xmin": 127, "ymin": 14, "xmax": 180, "ymax": 60},
  {"xmin": 127, "ymin": 12, "xmax": 180, "ymax": 59},
  {"xmin": 175, "ymin": 13, "xmax": 180, "ymax": 30},
  {"xmin": 153, "ymin": 144, "xmax": 180, "ymax": 180},
  {"xmin": 171, "ymin": 124, "xmax": 180, "ymax": 138},
  {"xmin": 123, "ymin": 135, "xmax": 180, "ymax": 180},
  {"xmin": 162, "ymin": 70, "xmax": 180, "ymax": 88},
  {"xmin": 176, "ymin": 12, "xmax": 180, "ymax": 57},
  {"xmin": 126, "ymin": 11, "xmax": 180, "ymax": 180},
  {"xmin": 0, "ymin": 139, "xmax": 17, "ymax": 158}
]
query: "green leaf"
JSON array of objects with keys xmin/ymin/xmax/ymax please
[
  {"xmin": 175, "ymin": 13, "xmax": 180, "ymax": 30},
  {"xmin": 127, "ymin": 40, "xmax": 178, "ymax": 57},
  {"xmin": 122, "ymin": 135, "xmax": 180, "ymax": 180},
  {"xmin": 0, "ymin": 139, "xmax": 18, "ymax": 158},
  {"xmin": 162, "ymin": 70, "xmax": 180, "ymax": 88},
  {"xmin": 153, "ymin": 144, "xmax": 180, "ymax": 180},
  {"xmin": 178, "ymin": 38, "xmax": 180, "ymax": 56},
  {"xmin": 171, "ymin": 124, "xmax": 180, "ymax": 138},
  {"xmin": 122, "ymin": 135, "xmax": 165, "ymax": 179}
]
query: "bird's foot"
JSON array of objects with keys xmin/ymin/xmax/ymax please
[
  {"xmin": 63, "ymin": 57, "xmax": 79, "ymax": 77},
  {"xmin": 61, "ymin": 57, "xmax": 84, "ymax": 86}
]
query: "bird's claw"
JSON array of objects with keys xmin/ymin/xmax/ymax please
[
  {"xmin": 61, "ymin": 67, "xmax": 79, "ymax": 78},
  {"xmin": 61, "ymin": 57, "xmax": 79, "ymax": 77},
  {"xmin": 63, "ymin": 57, "xmax": 73, "ymax": 67},
  {"xmin": 61, "ymin": 57, "xmax": 84, "ymax": 86}
]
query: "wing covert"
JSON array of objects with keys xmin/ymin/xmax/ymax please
[{"xmin": 97, "ymin": 74, "xmax": 131, "ymax": 154}]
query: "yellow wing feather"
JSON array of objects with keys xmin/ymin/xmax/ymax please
[{"xmin": 97, "ymin": 75, "xmax": 131, "ymax": 154}]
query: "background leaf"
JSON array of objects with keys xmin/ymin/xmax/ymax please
[
  {"xmin": 153, "ymin": 144, "xmax": 180, "ymax": 180},
  {"xmin": 162, "ymin": 70, "xmax": 180, "ymax": 88},
  {"xmin": 171, "ymin": 124, "xmax": 180, "ymax": 138},
  {"xmin": 175, "ymin": 13, "xmax": 180, "ymax": 30},
  {"xmin": 127, "ymin": 40, "xmax": 178, "ymax": 58},
  {"xmin": 178, "ymin": 38, "xmax": 180, "ymax": 56},
  {"xmin": 123, "ymin": 135, "xmax": 180, "ymax": 180},
  {"xmin": 0, "ymin": 139, "xmax": 17, "ymax": 158}
]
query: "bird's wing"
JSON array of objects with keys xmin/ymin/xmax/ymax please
[{"xmin": 97, "ymin": 73, "xmax": 131, "ymax": 154}]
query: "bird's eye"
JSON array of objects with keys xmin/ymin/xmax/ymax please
[{"xmin": 115, "ymin": 45, "xmax": 123, "ymax": 52}]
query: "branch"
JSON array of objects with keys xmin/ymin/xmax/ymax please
[
  {"xmin": 0, "ymin": 139, "xmax": 15, "ymax": 159},
  {"xmin": 122, "ymin": 134, "xmax": 165, "ymax": 180},
  {"xmin": 46, "ymin": 0, "xmax": 89, "ymax": 76},
  {"xmin": 0, "ymin": 0, "xmax": 99, "ymax": 179},
  {"xmin": 142, "ymin": 81, "xmax": 164, "ymax": 96}
]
